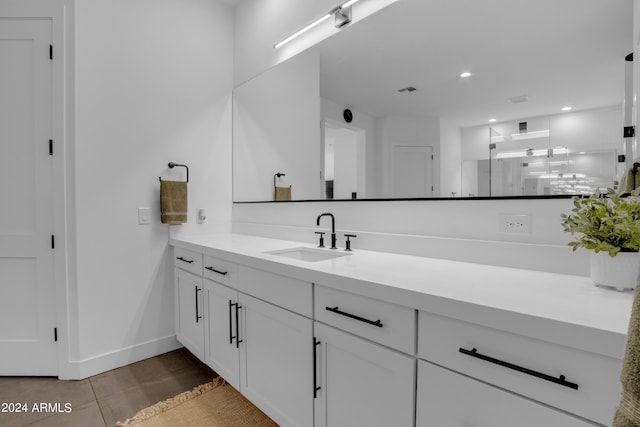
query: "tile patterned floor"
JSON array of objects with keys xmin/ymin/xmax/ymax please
[{"xmin": 0, "ymin": 348, "xmax": 217, "ymax": 427}]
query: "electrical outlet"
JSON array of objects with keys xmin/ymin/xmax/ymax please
[{"xmin": 498, "ymin": 214, "xmax": 531, "ymax": 234}]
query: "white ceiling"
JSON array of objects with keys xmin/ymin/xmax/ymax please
[{"xmin": 319, "ymin": 0, "xmax": 633, "ymax": 128}]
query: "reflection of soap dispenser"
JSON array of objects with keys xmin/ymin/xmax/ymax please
[{"xmin": 197, "ymin": 208, "xmax": 207, "ymax": 224}]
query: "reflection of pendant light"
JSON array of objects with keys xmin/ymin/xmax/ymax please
[{"xmin": 274, "ymin": 0, "xmax": 363, "ymax": 48}]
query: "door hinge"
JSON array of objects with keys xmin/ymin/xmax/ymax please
[
  {"xmin": 54, "ymin": 328, "xmax": 58, "ymax": 342},
  {"xmin": 49, "ymin": 44, "xmax": 53, "ymax": 60},
  {"xmin": 49, "ymin": 139, "xmax": 53, "ymax": 155},
  {"xmin": 51, "ymin": 235, "xmax": 55, "ymax": 249}
]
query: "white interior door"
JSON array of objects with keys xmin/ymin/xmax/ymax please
[
  {"xmin": 393, "ymin": 145, "xmax": 433, "ymax": 197},
  {"xmin": 0, "ymin": 19, "xmax": 57, "ymax": 375}
]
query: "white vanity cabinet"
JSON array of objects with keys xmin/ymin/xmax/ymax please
[
  {"xmin": 313, "ymin": 322, "xmax": 415, "ymax": 427},
  {"xmin": 174, "ymin": 268, "xmax": 205, "ymax": 361},
  {"xmin": 200, "ymin": 258, "xmax": 315, "ymax": 427},
  {"xmin": 171, "ymin": 235, "xmax": 630, "ymax": 427},
  {"xmin": 204, "ymin": 278, "xmax": 241, "ymax": 388},
  {"xmin": 313, "ymin": 284, "xmax": 416, "ymax": 427},
  {"xmin": 416, "ymin": 361, "xmax": 594, "ymax": 427},
  {"xmin": 417, "ymin": 311, "xmax": 622, "ymax": 425},
  {"xmin": 239, "ymin": 292, "xmax": 314, "ymax": 427}
]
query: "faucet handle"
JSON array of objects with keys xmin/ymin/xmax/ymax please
[
  {"xmin": 315, "ymin": 231, "xmax": 326, "ymax": 248},
  {"xmin": 344, "ymin": 234, "xmax": 357, "ymax": 251}
]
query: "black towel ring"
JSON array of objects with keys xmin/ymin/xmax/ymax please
[
  {"xmin": 159, "ymin": 162, "xmax": 189, "ymax": 182},
  {"xmin": 274, "ymin": 172, "xmax": 285, "ymax": 190}
]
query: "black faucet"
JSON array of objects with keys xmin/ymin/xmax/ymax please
[{"xmin": 316, "ymin": 213, "xmax": 337, "ymax": 249}]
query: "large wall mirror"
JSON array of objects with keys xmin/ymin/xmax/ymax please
[{"xmin": 233, "ymin": 0, "xmax": 632, "ymax": 202}]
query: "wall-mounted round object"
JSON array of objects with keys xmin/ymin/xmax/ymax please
[{"xmin": 343, "ymin": 108, "xmax": 353, "ymax": 123}]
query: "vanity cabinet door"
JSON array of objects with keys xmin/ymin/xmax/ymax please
[
  {"xmin": 239, "ymin": 293, "xmax": 314, "ymax": 427},
  {"xmin": 204, "ymin": 278, "xmax": 240, "ymax": 389},
  {"xmin": 314, "ymin": 323, "xmax": 415, "ymax": 427},
  {"xmin": 175, "ymin": 269, "xmax": 205, "ymax": 361},
  {"xmin": 416, "ymin": 360, "xmax": 594, "ymax": 427}
]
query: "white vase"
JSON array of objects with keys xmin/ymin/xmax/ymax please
[{"xmin": 590, "ymin": 251, "xmax": 640, "ymax": 291}]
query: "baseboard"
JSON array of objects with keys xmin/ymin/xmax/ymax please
[{"xmin": 59, "ymin": 335, "xmax": 182, "ymax": 380}]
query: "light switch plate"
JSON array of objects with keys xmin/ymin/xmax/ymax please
[{"xmin": 138, "ymin": 207, "xmax": 151, "ymax": 225}]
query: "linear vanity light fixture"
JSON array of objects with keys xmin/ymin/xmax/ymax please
[{"xmin": 274, "ymin": 0, "xmax": 362, "ymax": 49}]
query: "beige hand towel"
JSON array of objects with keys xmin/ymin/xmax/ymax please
[
  {"xmin": 614, "ymin": 289, "xmax": 640, "ymax": 427},
  {"xmin": 160, "ymin": 180, "xmax": 188, "ymax": 224},
  {"xmin": 274, "ymin": 186, "xmax": 291, "ymax": 201}
]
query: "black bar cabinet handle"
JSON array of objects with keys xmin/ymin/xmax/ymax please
[
  {"xmin": 313, "ymin": 338, "xmax": 321, "ymax": 398},
  {"xmin": 235, "ymin": 304, "xmax": 243, "ymax": 348},
  {"xmin": 195, "ymin": 286, "xmax": 202, "ymax": 323},
  {"xmin": 205, "ymin": 266, "xmax": 228, "ymax": 276},
  {"xmin": 228, "ymin": 300, "xmax": 235, "ymax": 345},
  {"xmin": 459, "ymin": 347, "xmax": 579, "ymax": 390},
  {"xmin": 325, "ymin": 306, "xmax": 383, "ymax": 328},
  {"xmin": 176, "ymin": 256, "xmax": 194, "ymax": 264}
]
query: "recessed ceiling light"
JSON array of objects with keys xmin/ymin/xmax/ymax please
[
  {"xmin": 460, "ymin": 72, "xmax": 471, "ymax": 78},
  {"xmin": 488, "ymin": 118, "xmax": 497, "ymax": 123},
  {"xmin": 561, "ymin": 106, "xmax": 572, "ymax": 111},
  {"xmin": 579, "ymin": 151, "xmax": 586, "ymax": 154}
]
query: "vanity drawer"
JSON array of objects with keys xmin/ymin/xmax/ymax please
[
  {"xmin": 203, "ymin": 255, "xmax": 238, "ymax": 289},
  {"xmin": 239, "ymin": 267, "xmax": 312, "ymax": 317},
  {"xmin": 174, "ymin": 247, "xmax": 203, "ymax": 276},
  {"xmin": 417, "ymin": 360, "xmax": 593, "ymax": 427},
  {"xmin": 418, "ymin": 311, "xmax": 621, "ymax": 425},
  {"xmin": 315, "ymin": 285, "xmax": 416, "ymax": 354}
]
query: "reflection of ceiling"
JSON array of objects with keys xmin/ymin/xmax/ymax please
[{"xmin": 319, "ymin": 0, "xmax": 633, "ymax": 128}]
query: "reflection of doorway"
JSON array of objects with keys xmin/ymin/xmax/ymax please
[
  {"xmin": 393, "ymin": 146, "xmax": 433, "ymax": 197},
  {"xmin": 322, "ymin": 120, "xmax": 365, "ymax": 199}
]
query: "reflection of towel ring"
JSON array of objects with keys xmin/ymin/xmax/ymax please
[
  {"xmin": 274, "ymin": 172, "xmax": 285, "ymax": 190},
  {"xmin": 159, "ymin": 162, "xmax": 189, "ymax": 182}
]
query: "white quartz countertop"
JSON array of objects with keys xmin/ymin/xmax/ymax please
[{"xmin": 170, "ymin": 233, "xmax": 633, "ymax": 359}]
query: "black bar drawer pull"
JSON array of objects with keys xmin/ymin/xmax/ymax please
[
  {"xmin": 195, "ymin": 286, "xmax": 202, "ymax": 323},
  {"xmin": 228, "ymin": 300, "xmax": 235, "ymax": 345},
  {"xmin": 176, "ymin": 256, "xmax": 194, "ymax": 264},
  {"xmin": 235, "ymin": 304, "xmax": 243, "ymax": 349},
  {"xmin": 205, "ymin": 266, "xmax": 228, "ymax": 276},
  {"xmin": 325, "ymin": 306, "xmax": 383, "ymax": 328},
  {"xmin": 459, "ymin": 347, "xmax": 579, "ymax": 390},
  {"xmin": 313, "ymin": 338, "xmax": 321, "ymax": 398}
]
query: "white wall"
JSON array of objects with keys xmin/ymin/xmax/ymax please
[
  {"xmin": 232, "ymin": 197, "xmax": 589, "ymax": 276},
  {"xmin": 70, "ymin": 0, "xmax": 233, "ymax": 378},
  {"xmin": 233, "ymin": 49, "xmax": 320, "ymax": 201}
]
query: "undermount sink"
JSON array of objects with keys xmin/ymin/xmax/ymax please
[{"xmin": 265, "ymin": 247, "xmax": 351, "ymax": 262}]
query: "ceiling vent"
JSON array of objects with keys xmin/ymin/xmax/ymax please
[{"xmin": 509, "ymin": 95, "xmax": 529, "ymax": 104}]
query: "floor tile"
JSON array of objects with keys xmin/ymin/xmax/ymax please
[
  {"xmin": 89, "ymin": 349, "xmax": 198, "ymax": 399},
  {"xmin": 0, "ymin": 349, "xmax": 215, "ymax": 427},
  {"xmin": 0, "ymin": 378, "xmax": 95, "ymax": 427},
  {"xmin": 23, "ymin": 401, "xmax": 106, "ymax": 427},
  {"xmin": 98, "ymin": 363, "xmax": 215, "ymax": 426}
]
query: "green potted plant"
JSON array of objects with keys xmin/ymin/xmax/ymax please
[{"xmin": 561, "ymin": 188, "xmax": 640, "ymax": 290}]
